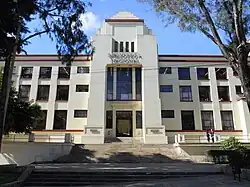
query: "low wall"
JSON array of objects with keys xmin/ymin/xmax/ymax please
[{"xmin": 1, "ymin": 142, "xmax": 73, "ymax": 166}]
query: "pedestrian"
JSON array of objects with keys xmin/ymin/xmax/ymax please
[
  {"xmin": 206, "ymin": 129, "xmax": 210, "ymax": 143},
  {"xmin": 211, "ymin": 129, "xmax": 214, "ymax": 143}
]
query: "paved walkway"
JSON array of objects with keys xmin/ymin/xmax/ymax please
[
  {"xmin": 33, "ymin": 163, "xmax": 222, "ymax": 173},
  {"xmin": 106, "ymin": 175, "xmax": 250, "ymax": 187}
]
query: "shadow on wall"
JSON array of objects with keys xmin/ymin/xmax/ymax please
[
  {"xmin": 53, "ymin": 144, "xmax": 194, "ymax": 164},
  {"xmin": 1, "ymin": 142, "xmax": 73, "ymax": 166}
]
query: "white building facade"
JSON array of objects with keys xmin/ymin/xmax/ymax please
[{"xmin": 2, "ymin": 12, "xmax": 250, "ymax": 144}]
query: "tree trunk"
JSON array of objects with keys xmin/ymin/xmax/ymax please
[
  {"xmin": 237, "ymin": 51, "xmax": 250, "ymax": 111},
  {"xmin": 0, "ymin": 55, "xmax": 14, "ymax": 151}
]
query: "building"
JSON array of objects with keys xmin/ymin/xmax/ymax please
[{"xmin": 2, "ymin": 11, "xmax": 250, "ymax": 144}]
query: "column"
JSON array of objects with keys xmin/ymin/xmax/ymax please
[
  {"xmin": 132, "ymin": 109, "xmax": 136, "ymax": 138},
  {"xmin": 132, "ymin": 68, "xmax": 136, "ymax": 100},
  {"xmin": 113, "ymin": 67, "xmax": 117, "ymax": 100},
  {"xmin": 112, "ymin": 109, "xmax": 116, "ymax": 137}
]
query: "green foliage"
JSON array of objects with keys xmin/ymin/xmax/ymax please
[
  {"xmin": 221, "ymin": 137, "xmax": 247, "ymax": 152},
  {"xmin": 0, "ymin": 66, "xmax": 42, "ymax": 134},
  {"xmin": 0, "ymin": 0, "xmax": 93, "ymax": 63}
]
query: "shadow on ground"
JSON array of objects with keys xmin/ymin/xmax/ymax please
[{"xmin": 52, "ymin": 145, "xmax": 193, "ymax": 164}]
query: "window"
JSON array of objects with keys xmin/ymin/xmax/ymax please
[
  {"xmin": 77, "ymin": 67, "xmax": 89, "ymax": 74},
  {"xmin": 116, "ymin": 68, "xmax": 132, "ymax": 100},
  {"xmin": 53, "ymin": 110, "xmax": 67, "ymax": 129},
  {"xmin": 201, "ymin": 111, "xmax": 214, "ymax": 130},
  {"xmin": 160, "ymin": 85, "xmax": 173, "ymax": 92},
  {"xmin": 39, "ymin": 67, "xmax": 52, "ymax": 79},
  {"xmin": 199, "ymin": 86, "xmax": 211, "ymax": 101},
  {"xmin": 21, "ymin": 67, "xmax": 33, "ymax": 79},
  {"xmin": 136, "ymin": 111, "xmax": 142, "ymax": 128},
  {"xmin": 19, "ymin": 85, "xmax": 31, "ymax": 101},
  {"xmin": 197, "ymin": 68, "xmax": 209, "ymax": 80},
  {"xmin": 76, "ymin": 85, "xmax": 89, "ymax": 92},
  {"xmin": 215, "ymin": 68, "xmax": 227, "ymax": 80},
  {"xmin": 74, "ymin": 110, "xmax": 87, "ymax": 118},
  {"xmin": 161, "ymin": 110, "xmax": 175, "ymax": 118},
  {"xmin": 159, "ymin": 67, "xmax": 172, "ymax": 74},
  {"xmin": 120, "ymin": 42, "xmax": 124, "ymax": 52},
  {"xmin": 37, "ymin": 85, "xmax": 50, "ymax": 101},
  {"xmin": 178, "ymin": 68, "xmax": 190, "ymax": 80},
  {"xmin": 56, "ymin": 85, "xmax": 69, "ymax": 101},
  {"xmin": 136, "ymin": 68, "xmax": 142, "ymax": 100},
  {"xmin": 34, "ymin": 110, "xmax": 47, "ymax": 130},
  {"xmin": 107, "ymin": 67, "xmax": 114, "ymax": 100},
  {"xmin": 235, "ymin": 86, "xmax": 243, "ymax": 95},
  {"xmin": 181, "ymin": 111, "xmax": 195, "ymax": 130},
  {"xmin": 58, "ymin": 67, "xmax": 70, "ymax": 79},
  {"xmin": 106, "ymin": 111, "xmax": 113, "ymax": 128},
  {"xmin": 125, "ymin": 42, "xmax": 129, "ymax": 52},
  {"xmin": 114, "ymin": 41, "xmax": 118, "ymax": 52},
  {"xmin": 218, "ymin": 86, "xmax": 230, "ymax": 101},
  {"xmin": 179, "ymin": 86, "xmax": 192, "ymax": 102},
  {"xmin": 131, "ymin": 42, "xmax": 135, "ymax": 52},
  {"xmin": 221, "ymin": 111, "xmax": 234, "ymax": 130}
]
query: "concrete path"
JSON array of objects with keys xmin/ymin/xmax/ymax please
[
  {"xmin": 33, "ymin": 163, "xmax": 222, "ymax": 173},
  {"xmin": 109, "ymin": 175, "xmax": 250, "ymax": 187}
]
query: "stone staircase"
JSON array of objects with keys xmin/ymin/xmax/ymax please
[
  {"xmin": 23, "ymin": 166, "xmax": 222, "ymax": 186},
  {"xmin": 54, "ymin": 143, "xmax": 196, "ymax": 163}
]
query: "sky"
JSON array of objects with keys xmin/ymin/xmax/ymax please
[{"xmin": 24, "ymin": 0, "xmax": 221, "ymax": 55}]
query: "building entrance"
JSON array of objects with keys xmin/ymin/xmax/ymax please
[{"xmin": 116, "ymin": 111, "xmax": 133, "ymax": 137}]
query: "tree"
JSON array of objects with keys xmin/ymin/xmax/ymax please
[
  {"xmin": 0, "ymin": 0, "xmax": 93, "ymax": 151},
  {"xmin": 0, "ymin": 67, "xmax": 42, "ymax": 135},
  {"xmin": 139, "ymin": 0, "xmax": 250, "ymax": 107}
]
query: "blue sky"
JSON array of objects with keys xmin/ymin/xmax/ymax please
[{"xmin": 24, "ymin": 0, "xmax": 221, "ymax": 55}]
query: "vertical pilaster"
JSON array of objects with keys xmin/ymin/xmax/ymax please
[
  {"xmin": 132, "ymin": 109, "xmax": 136, "ymax": 137},
  {"xmin": 132, "ymin": 68, "xmax": 136, "ymax": 100},
  {"xmin": 113, "ymin": 110, "xmax": 116, "ymax": 137}
]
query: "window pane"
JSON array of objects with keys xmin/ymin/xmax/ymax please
[
  {"xmin": 160, "ymin": 85, "xmax": 173, "ymax": 92},
  {"xmin": 37, "ymin": 85, "xmax": 50, "ymax": 100},
  {"xmin": 221, "ymin": 111, "xmax": 234, "ymax": 130},
  {"xmin": 34, "ymin": 110, "xmax": 47, "ymax": 130},
  {"xmin": 197, "ymin": 68, "xmax": 209, "ymax": 80},
  {"xmin": 120, "ymin": 42, "xmax": 124, "ymax": 52},
  {"xmin": 131, "ymin": 42, "xmax": 135, "ymax": 52},
  {"xmin": 77, "ymin": 67, "xmax": 89, "ymax": 74},
  {"xmin": 181, "ymin": 111, "xmax": 195, "ymax": 130},
  {"xmin": 161, "ymin": 110, "xmax": 175, "ymax": 118},
  {"xmin": 136, "ymin": 111, "xmax": 142, "ymax": 128},
  {"xmin": 114, "ymin": 41, "xmax": 118, "ymax": 52},
  {"xmin": 235, "ymin": 86, "xmax": 243, "ymax": 95},
  {"xmin": 39, "ymin": 67, "xmax": 52, "ymax": 79},
  {"xmin": 201, "ymin": 111, "xmax": 214, "ymax": 130},
  {"xmin": 19, "ymin": 85, "xmax": 31, "ymax": 101},
  {"xmin": 159, "ymin": 67, "xmax": 172, "ymax": 74},
  {"xmin": 107, "ymin": 67, "xmax": 113, "ymax": 100},
  {"xmin": 53, "ymin": 110, "xmax": 67, "ymax": 129},
  {"xmin": 218, "ymin": 86, "xmax": 230, "ymax": 101},
  {"xmin": 116, "ymin": 68, "xmax": 132, "ymax": 100},
  {"xmin": 199, "ymin": 86, "xmax": 211, "ymax": 101},
  {"xmin": 106, "ymin": 111, "xmax": 113, "ymax": 128},
  {"xmin": 136, "ymin": 68, "xmax": 142, "ymax": 100},
  {"xmin": 74, "ymin": 110, "xmax": 87, "ymax": 118},
  {"xmin": 56, "ymin": 85, "xmax": 69, "ymax": 100},
  {"xmin": 21, "ymin": 67, "xmax": 33, "ymax": 79},
  {"xmin": 76, "ymin": 85, "xmax": 89, "ymax": 92},
  {"xmin": 125, "ymin": 42, "xmax": 129, "ymax": 52},
  {"xmin": 179, "ymin": 86, "xmax": 192, "ymax": 101},
  {"xmin": 58, "ymin": 67, "xmax": 71, "ymax": 79},
  {"xmin": 178, "ymin": 68, "xmax": 190, "ymax": 80},
  {"xmin": 216, "ymin": 68, "xmax": 227, "ymax": 80}
]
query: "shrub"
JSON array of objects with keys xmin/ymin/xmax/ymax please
[{"xmin": 221, "ymin": 137, "xmax": 247, "ymax": 152}]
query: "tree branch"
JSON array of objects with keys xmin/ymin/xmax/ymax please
[
  {"xmin": 198, "ymin": 0, "xmax": 229, "ymax": 58},
  {"xmin": 21, "ymin": 30, "xmax": 50, "ymax": 44},
  {"xmin": 232, "ymin": 0, "xmax": 246, "ymax": 44}
]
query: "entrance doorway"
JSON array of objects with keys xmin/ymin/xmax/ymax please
[{"xmin": 116, "ymin": 111, "xmax": 133, "ymax": 137}]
